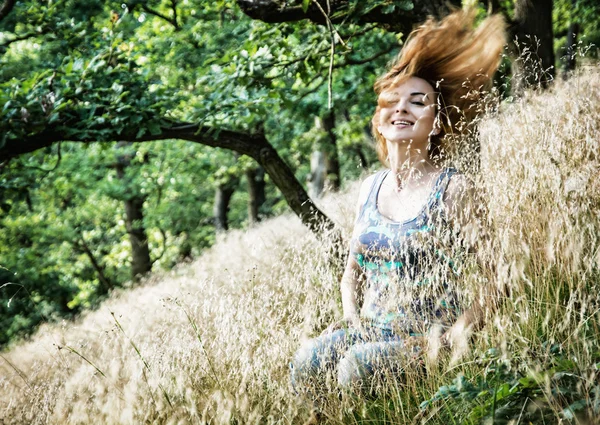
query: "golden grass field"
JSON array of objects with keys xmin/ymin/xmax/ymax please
[{"xmin": 1, "ymin": 67, "xmax": 599, "ymax": 424}]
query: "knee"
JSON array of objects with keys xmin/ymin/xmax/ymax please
[
  {"xmin": 290, "ymin": 339, "xmax": 325, "ymax": 387},
  {"xmin": 291, "ymin": 340, "xmax": 319, "ymax": 371},
  {"xmin": 337, "ymin": 352, "xmax": 366, "ymax": 389}
]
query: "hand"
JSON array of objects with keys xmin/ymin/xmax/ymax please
[
  {"xmin": 320, "ymin": 316, "xmax": 360, "ymax": 336},
  {"xmin": 406, "ymin": 334, "xmax": 450, "ymax": 364},
  {"xmin": 439, "ymin": 332, "xmax": 452, "ymax": 350},
  {"xmin": 438, "ymin": 317, "xmax": 472, "ymax": 362},
  {"xmin": 404, "ymin": 336, "xmax": 428, "ymax": 358},
  {"xmin": 442, "ymin": 315, "xmax": 472, "ymax": 349}
]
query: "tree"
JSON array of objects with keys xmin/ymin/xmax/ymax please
[
  {"xmin": 553, "ymin": 0, "xmax": 600, "ymax": 75},
  {"xmin": 236, "ymin": 0, "xmax": 458, "ymax": 31},
  {"xmin": 511, "ymin": 0, "xmax": 555, "ymax": 91},
  {"xmin": 0, "ymin": 0, "xmax": 409, "ymax": 234},
  {"xmin": 0, "ymin": 0, "xmax": 406, "ymax": 343},
  {"xmin": 213, "ymin": 153, "xmax": 240, "ymax": 232},
  {"xmin": 316, "ymin": 111, "xmax": 341, "ymax": 192},
  {"xmin": 114, "ymin": 142, "xmax": 153, "ymax": 279},
  {"xmin": 246, "ymin": 165, "xmax": 266, "ymax": 225}
]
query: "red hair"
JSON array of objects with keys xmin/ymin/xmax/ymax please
[{"xmin": 372, "ymin": 9, "xmax": 506, "ymax": 164}]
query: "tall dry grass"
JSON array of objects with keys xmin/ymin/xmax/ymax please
[{"xmin": 1, "ymin": 66, "xmax": 599, "ymax": 424}]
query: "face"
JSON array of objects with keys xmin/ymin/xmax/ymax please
[{"xmin": 377, "ymin": 76, "xmax": 438, "ymax": 147}]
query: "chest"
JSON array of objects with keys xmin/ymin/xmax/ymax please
[
  {"xmin": 377, "ymin": 184, "xmax": 436, "ymax": 223},
  {"xmin": 354, "ymin": 202, "xmax": 437, "ymax": 263},
  {"xmin": 353, "ymin": 176, "xmax": 450, "ymax": 260}
]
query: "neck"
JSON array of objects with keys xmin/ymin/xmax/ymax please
[{"xmin": 386, "ymin": 141, "xmax": 437, "ymax": 190}]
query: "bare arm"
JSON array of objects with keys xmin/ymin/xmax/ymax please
[
  {"xmin": 321, "ymin": 251, "xmax": 365, "ymax": 335},
  {"xmin": 340, "ymin": 254, "xmax": 365, "ymax": 327},
  {"xmin": 322, "ymin": 175, "xmax": 374, "ymax": 334},
  {"xmin": 440, "ymin": 175, "xmax": 502, "ymax": 350}
]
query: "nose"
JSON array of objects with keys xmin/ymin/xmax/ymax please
[{"xmin": 395, "ymin": 98, "xmax": 409, "ymax": 113}]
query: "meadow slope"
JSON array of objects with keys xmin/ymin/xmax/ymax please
[
  {"xmin": 0, "ymin": 184, "xmax": 360, "ymax": 424},
  {"xmin": 1, "ymin": 67, "xmax": 600, "ymax": 424}
]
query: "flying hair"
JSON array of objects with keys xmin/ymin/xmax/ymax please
[{"xmin": 372, "ymin": 9, "xmax": 507, "ymax": 164}]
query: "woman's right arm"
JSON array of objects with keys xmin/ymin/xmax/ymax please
[
  {"xmin": 339, "ymin": 254, "xmax": 365, "ymax": 328},
  {"xmin": 323, "ymin": 175, "xmax": 375, "ymax": 334},
  {"xmin": 321, "ymin": 248, "xmax": 365, "ymax": 335}
]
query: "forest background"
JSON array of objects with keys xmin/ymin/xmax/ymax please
[{"xmin": 2, "ymin": 0, "xmax": 598, "ymax": 348}]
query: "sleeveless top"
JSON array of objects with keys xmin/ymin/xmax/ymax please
[{"xmin": 350, "ymin": 168, "xmax": 462, "ymax": 336}]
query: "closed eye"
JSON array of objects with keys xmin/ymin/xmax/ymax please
[
  {"xmin": 412, "ymin": 101, "xmax": 425, "ymax": 106},
  {"xmin": 379, "ymin": 98, "xmax": 400, "ymax": 107}
]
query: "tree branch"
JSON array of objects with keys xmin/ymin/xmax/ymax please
[
  {"xmin": 236, "ymin": 0, "xmax": 461, "ymax": 33},
  {"xmin": 297, "ymin": 74, "xmax": 325, "ymax": 101},
  {"xmin": 141, "ymin": 4, "xmax": 180, "ymax": 30},
  {"xmin": 333, "ymin": 44, "xmax": 397, "ymax": 68},
  {"xmin": 0, "ymin": 158, "xmax": 11, "ymax": 171},
  {"xmin": 171, "ymin": 0, "xmax": 179, "ymax": 29},
  {"xmin": 0, "ymin": 0, "xmax": 16, "ymax": 23},
  {"xmin": 75, "ymin": 235, "xmax": 114, "ymax": 292},
  {"xmin": 19, "ymin": 142, "xmax": 61, "ymax": 174},
  {"xmin": 152, "ymin": 227, "xmax": 168, "ymax": 264},
  {"xmin": 0, "ymin": 124, "xmax": 336, "ymax": 235},
  {"xmin": 0, "ymin": 31, "xmax": 43, "ymax": 49}
]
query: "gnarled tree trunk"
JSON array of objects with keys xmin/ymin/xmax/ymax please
[
  {"xmin": 214, "ymin": 179, "xmax": 237, "ymax": 232},
  {"xmin": 115, "ymin": 142, "xmax": 152, "ymax": 281},
  {"xmin": 510, "ymin": 0, "xmax": 555, "ymax": 93},
  {"xmin": 246, "ymin": 166, "xmax": 265, "ymax": 226}
]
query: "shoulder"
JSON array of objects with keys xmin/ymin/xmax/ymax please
[
  {"xmin": 358, "ymin": 173, "xmax": 377, "ymax": 201},
  {"xmin": 443, "ymin": 171, "xmax": 475, "ymax": 218},
  {"xmin": 353, "ymin": 171, "xmax": 385, "ymax": 217},
  {"xmin": 357, "ymin": 171, "xmax": 385, "ymax": 206},
  {"xmin": 444, "ymin": 172, "xmax": 472, "ymax": 202}
]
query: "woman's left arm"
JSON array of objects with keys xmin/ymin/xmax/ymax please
[{"xmin": 439, "ymin": 174, "xmax": 502, "ymax": 352}]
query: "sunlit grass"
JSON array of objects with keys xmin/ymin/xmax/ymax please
[{"xmin": 1, "ymin": 66, "xmax": 600, "ymax": 424}]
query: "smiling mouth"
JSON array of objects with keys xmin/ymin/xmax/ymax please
[{"xmin": 392, "ymin": 120, "xmax": 414, "ymax": 126}]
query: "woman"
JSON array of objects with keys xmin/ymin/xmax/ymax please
[{"xmin": 290, "ymin": 9, "xmax": 506, "ymax": 395}]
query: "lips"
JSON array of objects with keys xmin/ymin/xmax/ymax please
[{"xmin": 392, "ymin": 119, "xmax": 414, "ymax": 126}]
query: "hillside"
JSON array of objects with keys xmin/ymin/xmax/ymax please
[
  {"xmin": 1, "ymin": 67, "xmax": 600, "ymax": 424},
  {"xmin": 0, "ymin": 182, "xmax": 360, "ymax": 423}
]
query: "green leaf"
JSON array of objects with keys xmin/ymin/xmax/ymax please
[
  {"xmin": 65, "ymin": 59, "xmax": 74, "ymax": 74},
  {"xmin": 48, "ymin": 113, "xmax": 60, "ymax": 124},
  {"xmin": 561, "ymin": 400, "xmax": 589, "ymax": 420},
  {"xmin": 398, "ymin": 1, "xmax": 414, "ymax": 11},
  {"xmin": 302, "ymin": 0, "xmax": 311, "ymax": 13},
  {"xmin": 148, "ymin": 122, "xmax": 161, "ymax": 135}
]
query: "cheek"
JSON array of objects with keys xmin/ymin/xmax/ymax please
[
  {"xmin": 378, "ymin": 108, "xmax": 390, "ymax": 123},
  {"xmin": 413, "ymin": 115, "xmax": 436, "ymax": 133}
]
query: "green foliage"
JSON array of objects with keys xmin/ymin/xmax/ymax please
[
  {"xmin": 553, "ymin": 0, "xmax": 600, "ymax": 61},
  {"xmin": 421, "ymin": 346, "xmax": 600, "ymax": 424},
  {"xmin": 0, "ymin": 52, "xmax": 172, "ymax": 145}
]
